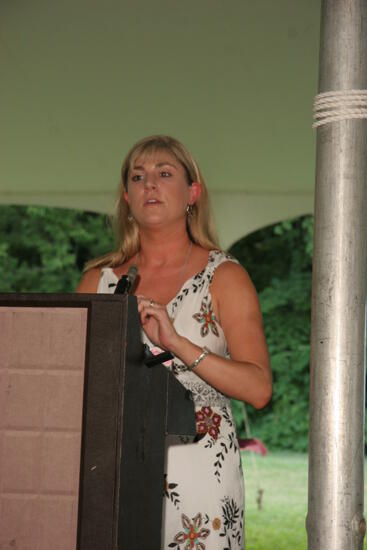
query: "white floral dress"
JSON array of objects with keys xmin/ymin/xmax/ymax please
[{"xmin": 97, "ymin": 250, "xmax": 245, "ymax": 550}]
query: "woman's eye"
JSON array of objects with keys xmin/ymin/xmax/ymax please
[
  {"xmin": 160, "ymin": 171, "xmax": 171, "ymax": 177},
  {"xmin": 131, "ymin": 174, "xmax": 143, "ymax": 182}
]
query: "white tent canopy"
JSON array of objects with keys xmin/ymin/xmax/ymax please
[{"xmin": 0, "ymin": 0, "xmax": 319, "ymax": 248}]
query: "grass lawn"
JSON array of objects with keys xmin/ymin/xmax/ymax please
[{"xmin": 242, "ymin": 451, "xmax": 367, "ymax": 550}]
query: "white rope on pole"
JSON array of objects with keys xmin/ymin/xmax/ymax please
[{"xmin": 313, "ymin": 89, "xmax": 367, "ymax": 128}]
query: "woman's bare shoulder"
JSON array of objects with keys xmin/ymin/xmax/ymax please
[
  {"xmin": 75, "ymin": 267, "xmax": 102, "ymax": 293},
  {"xmin": 212, "ymin": 259, "xmax": 254, "ymax": 292},
  {"xmin": 211, "ymin": 259, "xmax": 260, "ymax": 319}
]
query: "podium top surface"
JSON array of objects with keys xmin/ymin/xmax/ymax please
[{"xmin": 0, "ymin": 292, "xmax": 133, "ymax": 307}]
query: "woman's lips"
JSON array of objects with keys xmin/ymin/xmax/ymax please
[{"xmin": 144, "ymin": 199, "xmax": 162, "ymax": 206}]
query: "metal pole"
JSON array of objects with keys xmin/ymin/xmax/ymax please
[{"xmin": 307, "ymin": 1, "xmax": 367, "ymax": 549}]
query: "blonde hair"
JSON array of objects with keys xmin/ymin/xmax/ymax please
[{"xmin": 85, "ymin": 135, "xmax": 220, "ymax": 270}]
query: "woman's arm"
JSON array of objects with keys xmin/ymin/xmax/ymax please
[
  {"xmin": 75, "ymin": 267, "xmax": 101, "ymax": 293},
  {"xmin": 138, "ymin": 262, "xmax": 272, "ymax": 408}
]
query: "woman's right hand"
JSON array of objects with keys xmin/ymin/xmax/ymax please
[{"xmin": 137, "ymin": 295, "xmax": 183, "ymax": 352}]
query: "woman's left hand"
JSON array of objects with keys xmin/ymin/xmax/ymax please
[{"xmin": 137, "ymin": 295, "xmax": 181, "ymax": 351}]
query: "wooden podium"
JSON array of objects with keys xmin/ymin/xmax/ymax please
[{"xmin": 0, "ymin": 293, "xmax": 196, "ymax": 550}]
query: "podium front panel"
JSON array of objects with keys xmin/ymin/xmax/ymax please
[{"xmin": 0, "ymin": 306, "xmax": 88, "ymax": 550}]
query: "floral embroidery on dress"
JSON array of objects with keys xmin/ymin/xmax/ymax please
[
  {"xmin": 213, "ymin": 433, "xmax": 238, "ymax": 484},
  {"xmin": 192, "ymin": 299, "xmax": 219, "ymax": 337},
  {"xmin": 195, "ymin": 407, "xmax": 222, "ymax": 440},
  {"xmin": 170, "ymin": 513, "xmax": 210, "ymax": 549},
  {"xmin": 170, "ymin": 264, "xmax": 208, "ymax": 317},
  {"xmin": 164, "ymin": 474, "xmax": 180, "ymax": 509},
  {"xmin": 220, "ymin": 406, "xmax": 235, "ymax": 428},
  {"xmin": 219, "ymin": 498, "xmax": 244, "ymax": 548},
  {"xmin": 181, "ymin": 379, "xmax": 229, "ymax": 407}
]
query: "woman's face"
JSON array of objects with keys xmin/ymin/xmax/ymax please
[{"xmin": 123, "ymin": 150, "xmax": 201, "ymax": 228}]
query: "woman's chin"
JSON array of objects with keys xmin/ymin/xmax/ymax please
[
  {"xmin": 138, "ymin": 217, "xmax": 169, "ymax": 231},
  {"xmin": 138, "ymin": 212, "xmax": 185, "ymax": 229}
]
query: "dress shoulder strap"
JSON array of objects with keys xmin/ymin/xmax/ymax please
[
  {"xmin": 97, "ymin": 267, "xmax": 117, "ymax": 294},
  {"xmin": 205, "ymin": 250, "xmax": 239, "ymax": 282}
]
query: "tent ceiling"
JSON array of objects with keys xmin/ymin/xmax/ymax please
[{"xmin": 0, "ymin": 0, "xmax": 319, "ymax": 247}]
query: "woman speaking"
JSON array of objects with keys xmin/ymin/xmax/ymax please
[{"xmin": 77, "ymin": 135, "xmax": 272, "ymax": 549}]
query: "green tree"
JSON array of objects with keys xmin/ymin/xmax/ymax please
[
  {"xmin": 0, "ymin": 205, "xmax": 115, "ymax": 292},
  {"xmin": 229, "ymin": 216, "xmax": 313, "ymax": 451}
]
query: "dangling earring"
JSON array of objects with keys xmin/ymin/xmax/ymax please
[
  {"xmin": 127, "ymin": 212, "xmax": 134, "ymax": 222},
  {"xmin": 186, "ymin": 204, "xmax": 193, "ymax": 217}
]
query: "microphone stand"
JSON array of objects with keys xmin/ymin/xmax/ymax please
[{"xmin": 114, "ymin": 269, "xmax": 174, "ymax": 367}]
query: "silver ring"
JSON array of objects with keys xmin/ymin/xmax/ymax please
[{"xmin": 150, "ymin": 299, "xmax": 155, "ymax": 307}]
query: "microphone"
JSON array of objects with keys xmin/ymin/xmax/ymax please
[
  {"xmin": 114, "ymin": 264, "xmax": 138, "ymax": 295},
  {"xmin": 143, "ymin": 344, "xmax": 174, "ymax": 367}
]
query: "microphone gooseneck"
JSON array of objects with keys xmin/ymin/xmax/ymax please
[{"xmin": 114, "ymin": 264, "xmax": 139, "ymax": 295}]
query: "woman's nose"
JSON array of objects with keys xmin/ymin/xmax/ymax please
[{"xmin": 143, "ymin": 173, "xmax": 157, "ymax": 188}]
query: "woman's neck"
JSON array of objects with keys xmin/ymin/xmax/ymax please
[{"xmin": 138, "ymin": 225, "xmax": 192, "ymax": 268}]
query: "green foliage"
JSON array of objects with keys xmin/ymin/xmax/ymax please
[
  {"xmin": 0, "ymin": 205, "xmax": 116, "ymax": 292},
  {"xmin": 230, "ymin": 216, "xmax": 313, "ymax": 452}
]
